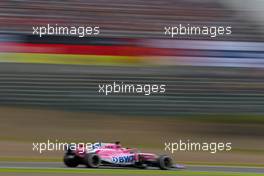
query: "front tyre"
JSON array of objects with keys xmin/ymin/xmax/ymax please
[
  {"xmin": 84, "ymin": 153, "xmax": 101, "ymax": 168},
  {"xmin": 63, "ymin": 154, "xmax": 79, "ymax": 167},
  {"xmin": 157, "ymin": 155, "xmax": 173, "ymax": 170}
]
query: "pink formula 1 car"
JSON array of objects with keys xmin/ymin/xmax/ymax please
[{"xmin": 63, "ymin": 142, "xmax": 173, "ymax": 170}]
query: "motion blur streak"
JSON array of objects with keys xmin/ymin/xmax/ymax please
[{"xmin": 0, "ymin": 63, "xmax": 263, "ymax": 116}]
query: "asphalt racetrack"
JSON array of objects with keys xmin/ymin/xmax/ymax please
[{"xmin": 0, "ymin": 162, "xmax": 263, "ymax": 175}]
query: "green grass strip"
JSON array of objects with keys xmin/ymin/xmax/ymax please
[
  {"xmin": 0, "ymin": 168, "xmax": 263, "ymax": 176},
  {"xmin": 0, "ymin": 53, "xmax": 144, "ymax": 66}
]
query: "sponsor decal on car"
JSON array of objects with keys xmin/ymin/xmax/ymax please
[{"xmin": 112, "ymin": 155, "xmax": 135, "ymax": 164}]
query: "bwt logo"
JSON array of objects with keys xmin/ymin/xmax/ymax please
[{"xmin": 112, "ymin": 155, "xmax": 135, "ymax": 163}]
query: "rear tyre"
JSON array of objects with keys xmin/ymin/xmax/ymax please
[
  {"xmin": 157, "ymin": 155, "xmax": 173, "ymax": 170},
  {"xmin": 63, "ymin": 154, "xmax": 79, "ymax": 167},
  {"xmin": 84, "ymin": 153, "xmax": 101, "ymax": 168}
]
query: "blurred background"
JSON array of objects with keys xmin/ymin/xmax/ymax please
[{"xmin": 0, "ymin": 0, "xmax": 264, "ymax": 166}]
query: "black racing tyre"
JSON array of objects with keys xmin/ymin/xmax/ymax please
[
  {"xmin": 84, "ymin": 153, "xmax": 101, "ymax": 168},
  {"xmin": 63, "ymin": 154, "xmax": 79, "ymax": 167},
  {"xmin": 157, "ymin": 155, "xmax": 173, "ymax": 170}
]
